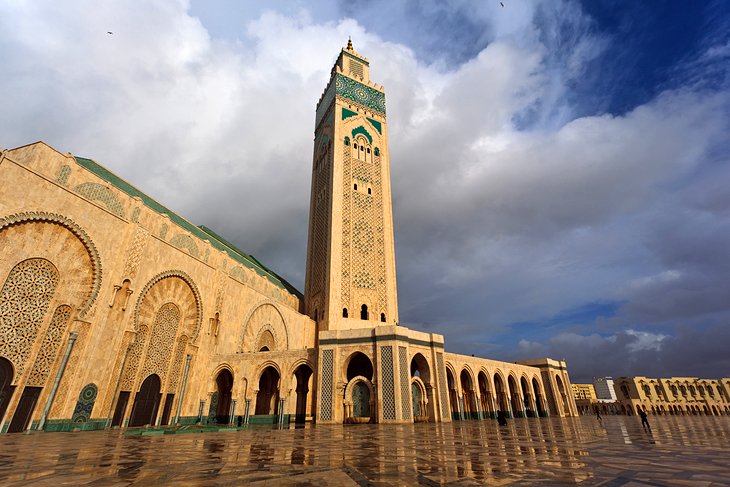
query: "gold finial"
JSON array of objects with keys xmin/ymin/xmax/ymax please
[{"xmin": 347, "ymin": 37, "xmax": 353, "ymax": 51}]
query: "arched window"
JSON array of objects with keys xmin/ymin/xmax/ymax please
[
  {"xmin": 343, "ymin": 308, "xmax": 348, "ymax": 318},
  {"xmin": 354, "ymin": 183, "xmax": 358, "ymax": 190},
  {"xmin": 380, "ymin": 313, "xmax": 385, "ymax": 322},
  {"xmin": 367, "ymin": 188, "xmax": 371, "ymax": 195},
  {"xmin": 360, "ymin": 304, "xmax": 368, "ymax": 320},
  {"xmin": 374, "ymin": 147, "xmax": 380, "ymax": 156},
  {"xmin": 344, "ymin": 137, "xmax": 350, "ymax": 146},
  {"xmin": 313, "ymin": 308, "xmax": 318, "ymax": 321},
  {"xmin": 354, "ymin": 143, "xmax": 358, "ymax": 149}
]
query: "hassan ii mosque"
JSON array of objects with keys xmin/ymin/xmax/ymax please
[{"xmin": 0, "ymin": 41, "xmax": 578, "ymax": 433}]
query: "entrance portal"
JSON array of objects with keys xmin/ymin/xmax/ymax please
[
  {"xmin": 8, "ymin": 386, "xmax": 41, "ymax": 433},
  {"xmin": 293, "ymin": 364, "xmax": 313, "ymax": 423},
  {"xmin": 255, "ymin": 367, "xmax": 280, "ymax": 415},
  {"xmin": 0, "ymin": 357, "xmax": 15, "ymax": 424},
  {"xmin": 352, "ymin": 381, "xmax": 371, "ymax": 418},
  {"xmin": 128, "ymin": 374, "xmax": 161, "ymax": 427},
  {"xmin": 215, "ymin": 369, "xmax": 233, "ymax": 424}
]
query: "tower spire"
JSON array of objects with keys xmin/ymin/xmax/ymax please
[{"xmin": 347, "ymin": 37, "xmax": 353, "ymax": 51}]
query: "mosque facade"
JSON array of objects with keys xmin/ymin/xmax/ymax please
[{"xmin": 0, "ymin": 42, "xmax": 577, "ymax": 433}]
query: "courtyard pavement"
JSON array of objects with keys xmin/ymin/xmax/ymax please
[{"xmin": 0, "ymin": 416, "xmax": 728, "ymax": 485}]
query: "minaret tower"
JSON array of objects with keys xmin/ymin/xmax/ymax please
[{"xmin": 305, "ymin": 39, "xmax": 399, "ymax": 331}]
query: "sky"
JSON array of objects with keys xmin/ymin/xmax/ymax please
[{"xmin": 1, "ymin": 0, "xmax": 729, "ymax": 383}]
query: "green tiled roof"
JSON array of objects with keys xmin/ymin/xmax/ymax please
[{"xmin": 73, "ymin": 156, "xmax": 303, "ymax": 298}]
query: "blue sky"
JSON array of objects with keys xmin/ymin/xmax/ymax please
[{"xmin": 1, "ymin": 0, "xmax": 729, "ymax": 382}]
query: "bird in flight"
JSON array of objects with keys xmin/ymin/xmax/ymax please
[{"xmin": 107, "ymin": 31, "xmax": 113, "ymax": 35}]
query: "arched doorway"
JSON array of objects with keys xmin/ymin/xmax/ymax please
[
  {"xmin": 508, "ymin": 375, "xmax": 522, "ymax": 417},
  {"xmin": 532, "ymin": 378, "xmax": 546, "ymax": 417},
  {"xmin": 520, "ymin": 377, "xmax": 534, "ymax": 417},
  {"xmin": 129, "ymin": 374, "xmax": 162, "ymax": 427},
  {"xmin": 215, "ymin": 369, "xmax": 233, "ymax": 424},
  {"xmin": 255, "ymin": 366, "xmax": 280, "ymax": 415},
  {"xmin": 351, "ymin": 381, "xmax": 371, "ymax": 419},
  {"xmin": 410, "ymin": 354, "xmax": 432, "ymax": 421},
  {"xmin": 346, "ymin": 352, "xmax": 373, "ymax": 381},
  {"xmin": 293, "ymin": 364, "xmax": 313, "ymax": 423},
  {"xmin": 344, "ymin": 352, "xmax": 374, "ymax": 423},
  {"xmin": 0, "ymin": 357, "xmax": 15, "ymax": 424},
  {"xmin": 460, "ymin": 369, "xmax": 477, "ymax": 420},
  {"xmin": 478, "ymin": 372, "xmax": 493, "ymax": 419},
  {"xmin": 446, "ymin": 368, "xmax": 459, "ymax": 420},
  {"xmin": 494, "ymin": 373, "xmax": 509, "ymax": 417},
  {"xmin": 555, "ymin": 375, "xmax": 570, "ymax": 416}
]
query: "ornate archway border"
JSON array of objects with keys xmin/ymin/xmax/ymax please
[
  {"xmin": 133, "ymin": 269, "xmax": 204, "ymax": 341},
  {"xmin": 0, "ymin": 211, "xmax": 102, "ymax": 318},
  {"xmin": 238, "ymin": 300, "xmax": 289, "ymax": 353}
]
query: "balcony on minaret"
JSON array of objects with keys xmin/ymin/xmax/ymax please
[{"xmin": 332, "ymin": 38, "xmax": 371, "ymax": 83}]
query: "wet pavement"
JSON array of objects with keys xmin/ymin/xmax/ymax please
[{"xmin": 0, "ymin": 416, "xmax": 729, "ymax": 485}]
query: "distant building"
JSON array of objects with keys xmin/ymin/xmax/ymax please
[
  {"xmin": 614, "ymin": 377, "xmax": 730, "ymax": 416},
  {"xmin": 593, "ymin": 377, "xmax": 618, "ymax": 401},
  {"xmin": 572, "ymin": 383, "xmax": 596, "ymax": 401}
]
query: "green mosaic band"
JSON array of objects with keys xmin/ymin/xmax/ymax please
[{"xmin": 335, "ymin": 74, "xmax": 386, "ymax": 115}]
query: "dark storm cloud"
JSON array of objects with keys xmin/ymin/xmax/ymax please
[{"xmin": 2, "ymin": 1, "xmax": 729, "ymax": 381}]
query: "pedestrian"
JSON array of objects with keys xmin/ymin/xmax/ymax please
[
  {"xmin": 595, "ymin": 406, "xmax": 602, "ymax": 421},
  {"xmin": 497, "ymin": 410, "xmax": 508, "ymax": 426},
  {"xmin": 638, "ymin": 408, "xmax": 650, "ymax": 431}
]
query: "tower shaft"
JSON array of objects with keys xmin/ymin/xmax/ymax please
[{"xmin": 304, "ymin": 42, "xmax": 398, "ymax": 331}]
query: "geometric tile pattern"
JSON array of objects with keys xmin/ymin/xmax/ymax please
[
  {"xmin": 335, "ymin": 73, "xmax": 386, "ymax": 115},
  {"xmin": 0, "ymin": 258, "xmax": 59, "ymax": 382},
  {"xmin": 27, "ymin": 305, "xmax": 72, "ymax": 387},
  {"xmin": 71, "ymin": 383, "xmax": 98, "ymax": 422},
  {"xmin": 398, "ymin": 346, "xmax": 411, "ymax": 420},
  {"xmin": 380, "ymin": 346, "xmax": 395, "ymax": 420},
  {"xmin": 320, "ymin": 349, "xmax": 334, "ymax": 421}
]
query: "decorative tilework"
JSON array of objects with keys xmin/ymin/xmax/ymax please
[
  {"xmin": 27, "ymin": 305, "xmax": 72, "ymax": 387},
  {"xmin": 50, "ymin": 321, "xmax": 90, "ymax": 417},
  {"xmin": 122, "ymin": 227, "xmax": 148, "ymax": 279},
  {"xmin": 169, "ymin": 234, "xmax": 200, "ymax": 258},
  {"xmin": 56, "ymin": 165, "xmax": 71, "ymax": 185},
  {"xmin": 229, "ymin": 266, "xmax": 248, "ymax": 284},
  {"xmin": 0, "ymin": 212, "xmax": 102, "ymax": 318},
  {"xmin": 399, "ymin": 346, "xmax": 412, "ymax": 420},
  {"xmin": 320, "ymin": 349, "xmax": 334, "ymax": 421},
  {"xmin": 366, "ymin": 118, "xmax": 382, "ymax": 134},
  {"xmin": 71, "ymin": 383, "xmax": 98, "ymax": 422},
  {"xmin": 380, "ymin": 346, "xmax": 396, "ymax": 420},
  {"xmin": 437, "ymin": 352, "xmax": 449, "ymax": 420},
  {"xmin": 140, "ymin": 303, "xmax": 180, "ymax": 381},
  {"xmin": 74, "ymin": 182, "xmax": 125, "ymax": 218},
  {"xmin": 0, "ymin": 258, "xmax": 59, "ymax": 381},
  {"xmin": 166, "ymin": 335, "xmax": 188, "ymax": 393},
  {"xmin": 335, "ymin": 74, "xmax": 386, "ymax": 115},
  {"xmin": 307, "ymin": 133, "xmax": 330, "ymax": 301},
  {"xmin": 351, "ymin": 126, "xmax": 373, "ymax": 144},
  {"xmin": 121, "ymin": 325, "xmax": 148, "ymax": 391},
  {"xmin": 316, "ymin": 81, "xmax": 335, "ymax": 127},
  {"xmin": 342, "ymin": 108, "xmax": 358, "ymax": 120}
]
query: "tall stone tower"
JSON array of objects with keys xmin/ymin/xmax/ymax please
[{"xmin": 305, "ymin": 39, "xmax": 399, "ymax": 331}]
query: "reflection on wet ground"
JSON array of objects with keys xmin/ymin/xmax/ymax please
[{"xmin": 0, "ymin": 416, "xmax": 729, "ymax": 485}]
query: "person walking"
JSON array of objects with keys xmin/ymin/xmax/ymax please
[
  {"xmin": 638, "ymin": 408, "xmax": 651, "ymax": 431},
  {"xmin": 595, "ymin": 406, "xmax": 602, "ymax": 421}
]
